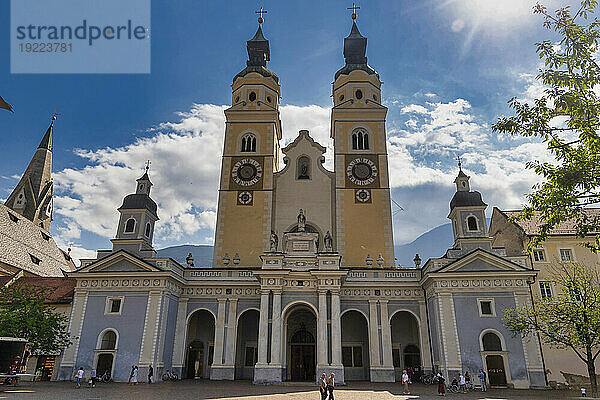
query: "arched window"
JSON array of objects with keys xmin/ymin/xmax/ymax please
[
  {"xmin": 241, "ymin": 134, "xmax": 257, "ymax": 152},
  {"xmin": 467, "ymin": 216, "xmax": 478, "ymax": 231},
  {"xmin": 100, "ymin": 330, "xmax": 117, "ymax": 350},
  {"xmin": 145, "ymin": 223, "xmax": 151, "ymax": 237},
  {"xmin": 124, "ymin": 218, "xmax": 136, "ymax": 233},
  {"xmin": 351, "ymin": 129, "xmax": 369, "ymax": 150},
  {"xmin": 482, "ymin": 332, "xmax": 502, "ymax": 351},
  {"xmin": 297, "ymin": 156, "xmax": 310, "ymax": 180}
]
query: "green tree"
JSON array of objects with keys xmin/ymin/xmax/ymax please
[
  {"xmin": 492, "ymin": 1, "xmax": 600, "ymax": 252},
  {"xmin": 504, "ymin": 264, "xmax": 600, "ymax": 393},
  {"xmin": 0, "ymin": 282, "xmax": 71, "ymax": 354}
]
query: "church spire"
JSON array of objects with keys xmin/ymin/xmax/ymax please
[
  {"xmin": 4, "ymin": 114, "xmax": 57, "ymax": 230},
  {"xmin": 335, "ymin": 3, "xmax": 378, "ymax": 80},
  {"xmin": 234, "ymin": 10, "xmax": 278, "ymax": 83}
]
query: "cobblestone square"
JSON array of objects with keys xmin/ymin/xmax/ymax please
[{"xmin": 0, "ymin": 381, "xmax": 586, "ymax": 400}]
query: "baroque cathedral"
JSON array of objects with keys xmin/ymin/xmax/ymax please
[{"xmin": 58, "ymin": 15, "xmax": 547, "ymax": 388}]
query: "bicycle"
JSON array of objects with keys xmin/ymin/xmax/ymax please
[
  {"xmin": 161, "ymin": 370, "xmax": 178, "ymax": 381},
  {"xmin": 447, "ymin": 383, "xmax": 460, "ymax": 393},
  {"xmin": 422, "ymin": 374, "xmax": 436, "ymax": 385},
  {"xmin": 100, "ymin": 371, "xmax": 112, "ymax": 383}
]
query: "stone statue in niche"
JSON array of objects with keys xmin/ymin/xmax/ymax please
[
  {"xmin": 270, "ymin": 230, "xmax": 278, "ymax": 252},
  {"xmin": 298, "ymin": 162, "xmax": 309, "ymax": 179},
  {"xmin": 297, "ymin": 209, "xmax": 306, "ymax": 232},
  {"xmin": 324, "ymin": 231, "xmax": 333, "ymax": 252}
]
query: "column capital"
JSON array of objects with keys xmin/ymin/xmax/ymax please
[
  {"xmin": 229, "ymin": 298, "xmax": 239, "ymax": 304},
  {"xmin": 217, "ymin": 297, "xmax": 228, "ymax": 303},
  {"xmin": 318, "ymin": 289, "xmax": 328, "ymax": 296}
]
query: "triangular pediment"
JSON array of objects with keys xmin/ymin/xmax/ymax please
[
  {"xmin": 438, "ymin": 249, "xmax": 528, "ymax": 273},
  {"xmin": 75, "ymin": 250, "xmax": 161, "ymax": 274}
]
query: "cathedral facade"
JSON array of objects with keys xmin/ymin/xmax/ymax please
[{"xmin": 59, "ymin": 18, "xmax": 546, "ymax": 389}]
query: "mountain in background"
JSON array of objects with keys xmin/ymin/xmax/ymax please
[
  {"xmin": 157, "ymin": 223, "xmax": 455, "ymax": 268},
  {"xmin": 156, "ymin": 244, "xmax": 213, "ymax": 267},
  {"xmin": 394, "ymin": 223, "xmax": 452, "ymax": 267}
]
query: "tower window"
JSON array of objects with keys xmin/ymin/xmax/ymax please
[
  {"xmin": 249, "ymin": 91, "xmax": 257, "ymax": 102},
  {"xmin": 351, "ymin": 128, "xmax": 369, "ymax": 150},
  {"xmin": 124, "ymin": 218, "xmax": 136, "ymax": 233},
  {"xmin": 241, "ymin": 134, "xmax": 257, "ymax": 152},
  {"xmin": 266, "ymin": 96, "xmax": 272, "ymax": 103},
  {"xmin": 339, "ymin": 94, "xmax": 345, "ymax": 102},
  {"xmin": 467, "ymin": 216, "xmax": 478, "ymax": 231},
  {"xmin": 355, "ymin": 89, "xmax": 363, "ymax": 99},
  {"xmin": 145, "ymin": 223, "xmax": 151, "ymax": 237},
  {"xmin": 297, "ymin": 156, "xmax": 310, "ymax": 180},
  {"xmin": 373, "ymin": 94, "xmax": 377, "ymax": 101},
  {"xmin": 29, "ymin": 254, "xmax": 41, "ymax": 265},
  {"xmin": 235, "ymin": 96, "xmax": 240, "ymax": 103},
  {"xmin": 8, "ymin": 212, "xmax": 19, "ymax": 223}
]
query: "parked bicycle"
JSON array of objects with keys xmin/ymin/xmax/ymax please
[
  {"xmin": 422, "ymin": 374, "xmax": 436, "ymax": 385},
  {"xmin": 161, "ymin": 370, "xmax": 178, "ymax": 381},
  {"xmin": 100, "ymin": 371, "xmax": 112, "ymax": 383}
]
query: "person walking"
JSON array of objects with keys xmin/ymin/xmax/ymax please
[
  {"xmin": 402, "ymin": 369, "xmax": 411, "ymax": 394},
  {"xmin": 128, "ymin": 365, "xmax": 135, "ymax": 384},
  {"xmin": 75, "ymin": 367, "xmax": 84, "ymax": 388},
  {"xmin": 478, "ymin": 369, "xmax": 487, "ymax": 392},
  {"xmin": 465, "ymin": 371, "xmax": 471, "ymax": 388},
  {"xmin": 326, "ymin": 372, "xmax": 335, "ymax": 400},
  {"xmin": 437, "ymin": 373, "xmax": 446, "ymax": 396},
  {"xmin": 131, "ymin": 366, "xmax": 138, "ymax": 385},
  {"xmin": 319, "ymin": 373, "xmax": 328, "ymax": 400},
  {"xmin": 90, "ymin": 368, "xmax": 96, "ymax": 387},
  {"xmin": 459, "ymin": 373, "xmax": 466, "ymax": 392},
  {"xmin": 148, "ymin": 365, "xmax": 153, "ymax": 384}
]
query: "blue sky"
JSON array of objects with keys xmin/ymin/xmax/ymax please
[{"xmin": 0, "ymin": 0, "xmax": 568, "ymax": 263}]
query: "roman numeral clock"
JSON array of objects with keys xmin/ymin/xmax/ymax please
[
  {"xmin": 345, "ymin": 155, "xmax": 379, "ymax": 204},
  {"xmin": 230, "ymin": 157, "xmax": 264, "ymax": 206}
]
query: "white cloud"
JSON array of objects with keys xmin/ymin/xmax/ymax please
[{"xmin": 451, "ymin": 19, "xmax": 465, "ymax": 32}]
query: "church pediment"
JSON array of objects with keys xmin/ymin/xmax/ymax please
[
  {"xmin": 436, "ymin": 249, "xmax": 529, "ymax": 273},
  {"xmin": 76, "ymin": 250, "xmax": 161, "ymax": 274}
]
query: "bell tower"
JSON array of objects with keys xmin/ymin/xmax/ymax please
[
  {"xmin": 331, "ymin": 11, "xmax": 394, "ymax": 267},
  {"xmin": 212, "ymin": 13, "xmax": 282, "ymax": 267}
]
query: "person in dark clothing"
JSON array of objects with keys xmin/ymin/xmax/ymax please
[
  {"xmin": 327, "ymin": 373, "xmax": 335, "ymax": 400},
  {"xmin": 437, "ymin": 373, "xmax": 446, "ymax": 396},
  {"xmin": 148, "ymin": 365, "xmax": 153, "ymax": 384}
]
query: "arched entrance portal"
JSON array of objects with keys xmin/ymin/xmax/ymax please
[
  {"xmin": 341, "ymin": 310, "xmax": 370, "ymax": 381},
  {"xmin": 285, "ymin": 305, "xmax": 317, "ymax": 382},
  {"xmin": 235, "ymin": 309, "xmax": 260, "ymax": 380},
  {"xmin": 390, "ymin": 311, "xmax": 421, "ymax": 381},
  {"xmin": 185, "ymin": 309, "xmax": 215, "ymax": 379},
  {"xmin": 482, "ymin": 331, "xmax": 507, "ymax": 386}
]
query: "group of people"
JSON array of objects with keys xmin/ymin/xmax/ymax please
[
  {"xmin": 318, "ymin": 372, "xmax": 335, "ymax": 400},
  {"xmin": 437, "ymin": 369, "xmax": 487, "ymax": 396},
  {"xmin": 74, "ymin": 367, "xmax": 96, "ymax": 388},
  {"xmin": 128, "ymin": 364, "xmax": 153, "ymax": 385}
]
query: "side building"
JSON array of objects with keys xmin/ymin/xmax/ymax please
[{"xmin": 490, "ymin": 207, "xmax": 600, "ymax": 386}]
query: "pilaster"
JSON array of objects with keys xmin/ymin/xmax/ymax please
[{"xmin": 171, "ymin": 297, "xmax": 189, "ymax": 376}]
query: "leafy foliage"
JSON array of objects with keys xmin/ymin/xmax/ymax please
[
  {"xmin": 0, "ymin": 283, "xmax": 71, "ymax": 354},
  {"xmin": 492, "ymin": 1, "xmax": 600, "ymax": 251},
  {"xmin": 504, "ymin": 263, "xmax": 600, "ymax": 392}
]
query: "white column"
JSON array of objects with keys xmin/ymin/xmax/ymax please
[
  {"xmin": 257, "ymin": 291, "xmax": 270, "ymax": 365},
  {"xmin": 225, "ymin": 299, "xmax": 238, "ymax": 366},
  {"xmin": 379, "ymin": 300, "xmax": 393, "ymax": 368},
  {"xmin": 317, "ymin": 291, "xmax": 328, "ymax": 366},
  {"xmin": 270, "ymin": 291, "xmax": 282, "ymax": 365},
  {"xmin": 213, "ymin": 299, "xmax": 227, "ymax": 366},
  {"xmin": 368, "ymin": 300, "xmax": 381, "ymax": 367},
  {"xmin": 418, "ymin": 300, "xmax": 433, "ymax": 372},
  {"xmin": 60, "ymin": 290, "xmax": 88, "ymax": 368},
  {"xmin": 330, "ymin": 291, "xmax": 342, "ymax": 366},
  {"xmin": 139, "ymin": 291, "xmax": 162, "ymax": 365},
  {"xmin": 171, "ymin": 297, "xmax": 189, "ymax": 368}
]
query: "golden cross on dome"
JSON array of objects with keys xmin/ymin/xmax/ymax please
[
  {"xmin": 348, "ymin": 3, "xmax": 360, "ymax": 20},
  {"xmin": 255, "ymin": 7, "xmax": 267, "ymax": 25},
  {"xmin": 51, "ymin": 110, "xmax": 61, "ymax": 121}
]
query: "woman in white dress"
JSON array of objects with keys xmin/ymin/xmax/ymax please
[{"xmin": 131, "ymin": 366, "xmax": 138, "ymax": 385}]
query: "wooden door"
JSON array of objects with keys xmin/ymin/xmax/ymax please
[{"xmin": 486, "ymin": 355, "xmax": 507, "ymax": 386}]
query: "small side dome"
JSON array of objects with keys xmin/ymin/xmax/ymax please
[{"xmin": 449, "ymin": 190, "xmax": 487, "ymax": 210}]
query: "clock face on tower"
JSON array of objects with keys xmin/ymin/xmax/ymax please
[
  {"xmin": 346, "ymin": 157, "xmax": 379, "ymax": 186},
  {"xmin": 231, "ymin": 158, "xmax": 263, "ymax": 187}
]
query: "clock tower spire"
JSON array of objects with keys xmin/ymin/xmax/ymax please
[{"xmin": 212, "ymin": 13, "xmax": 282, "ymax": 267}]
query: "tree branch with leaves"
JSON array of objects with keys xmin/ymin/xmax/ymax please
[
  {"xmin": 0, "ymin": 283, "xmax": 71, "ymax": 355},
  {"xmin": 504, "ymin": 263, "xmax": 600, "ymax": 393},
  {"xmin": 493, "ymin": 0, "xmax": 600, "ymax": 252}
]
